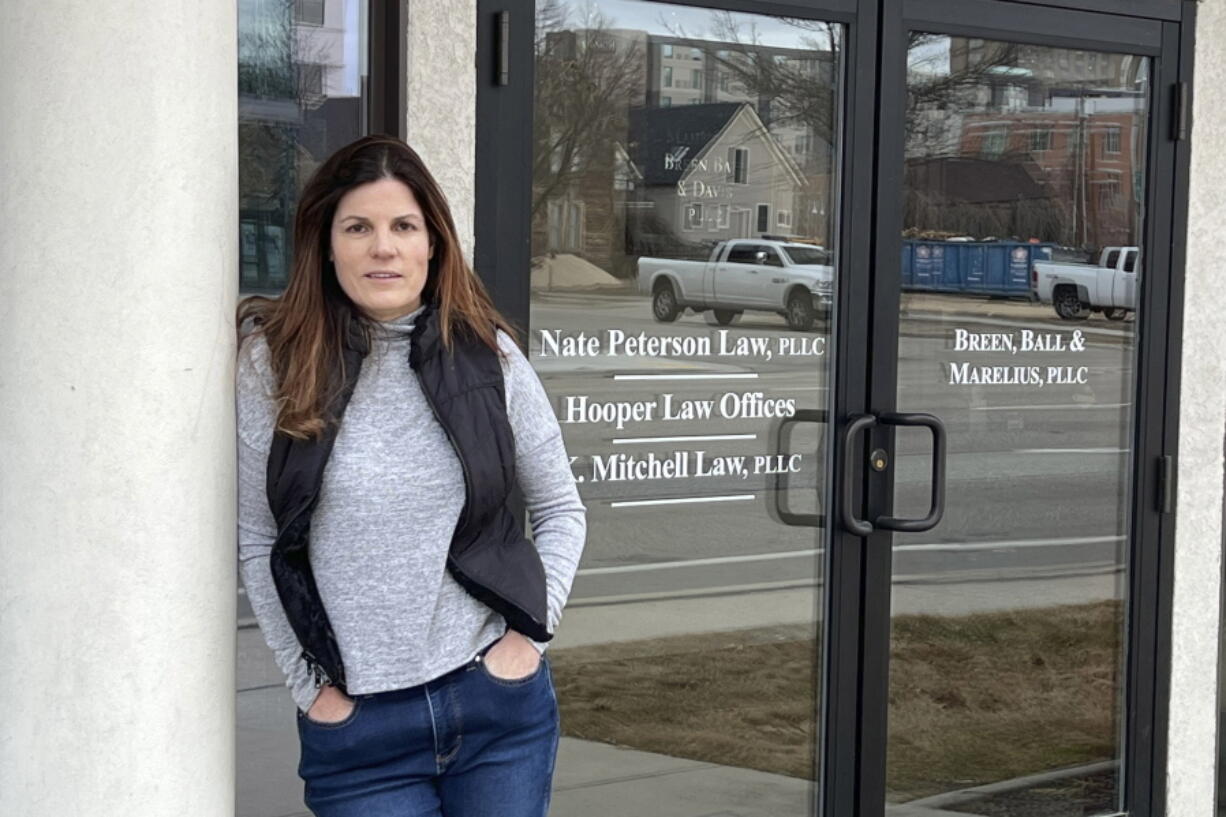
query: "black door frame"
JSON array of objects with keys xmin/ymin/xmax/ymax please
[
  {"xmin": 369, "ymin": 0, "xmax": 409, "ymax": 138},
  {"xmin": 473, "ymin": 1, "xmax": 1196, "ymax": 814},
  {"xmin": 862, "ymin": 2, "xmax": 1191, "ymax": 816}
]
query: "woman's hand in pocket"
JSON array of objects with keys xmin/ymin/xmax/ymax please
[
  {"xmin": 307, "ymin": 685, "xmax": 356, "ymax": 723},
  {"xmin": 483, "ymin": 629, "xmax": 542, "ymax": 680}
]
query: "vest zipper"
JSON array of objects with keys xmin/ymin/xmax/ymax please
[{"xmin": 301, "ymin": 648, "xmax": 330, "ymax": 689}]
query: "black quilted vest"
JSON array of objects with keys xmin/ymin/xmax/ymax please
[{"xmin": 264, "ymin": 301, "xmax": 550, "ymax": 692}]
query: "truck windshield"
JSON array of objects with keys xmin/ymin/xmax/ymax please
[{"xmin": 782, "ymin": 247, "xmax": 829, "ymax": 266}]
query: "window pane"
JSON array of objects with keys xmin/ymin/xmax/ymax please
[
  {"xmin": 295, "ymin": 0, "xmax": 325, "ymax": 26},
  {"xmin": 887, "ymin": 36, "xmax": 1148, "ymax": 815},
  {"xmin": 236, "ymin": 2, "xmax": 371, "ymax": 816},
  {"xmin": 237, "ymin": 0, "xmax": 370, "ymax": 295},
  {"xmin": 531, "ymin": 4, "xmax": 844, "ymax": 814}
]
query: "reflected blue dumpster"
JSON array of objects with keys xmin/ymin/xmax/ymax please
[{"xmin": 901, "ymin": 240, "xmax": 1054, "ymax": 296}]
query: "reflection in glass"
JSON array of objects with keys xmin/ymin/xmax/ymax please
[
  {"xmin": 236, "ymin": 2, "xmax": 369, "ymax": 816},
  {"xmin": 531, "ymin": 2, "xmax": 841, "ymax": 814},
  {"xmin": 238, "ymin": 0, "xmax": 368, "ymax": 294},
  {"xmin": 887, "ymin": 35, "xmax": 1147, "ymax": 816}
]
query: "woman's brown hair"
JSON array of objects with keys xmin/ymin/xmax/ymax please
[{"xmin": 237, "ymin": 135, "xmax": 518, "ymax": 440}]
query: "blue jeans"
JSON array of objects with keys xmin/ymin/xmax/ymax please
[{"xmin": 296, "ymin": 645, "xmax": 560, "ymax": 817}]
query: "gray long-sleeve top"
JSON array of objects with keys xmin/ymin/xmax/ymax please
[{"xmin": 236, "ymin": 303, "xmax": 586, "ymax": 713}]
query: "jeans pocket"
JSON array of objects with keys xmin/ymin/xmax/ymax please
[
  {"xmin": 298, "ymin": 694, "xmax": 363, "ymax": 730},
  {"xmin": 477, "ymin": 651, "xmax": 546, "ymax": 687}
]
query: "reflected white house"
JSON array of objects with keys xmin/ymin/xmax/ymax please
[{"xmin": 629, "ymin": 101, "xmax": 808, "ymax": 246}]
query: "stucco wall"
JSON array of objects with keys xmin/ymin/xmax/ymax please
[
  {"xmin": 1168, "ymin": 3, "xmax": 1226, "ymax": 814},
  {"xmin": 405, "ymin": 0, "xmax": 478, "ymax": 262}
]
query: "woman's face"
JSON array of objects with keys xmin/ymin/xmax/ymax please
[{"xmin": 329, "ymin": 177, "xmax": 434, "ymax": 322}]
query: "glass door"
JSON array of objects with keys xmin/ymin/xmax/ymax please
[
  {"xmin": 523, "ymin": 1, "xmax": 852, "ymax": 814},
  {"xmin": 484, "ymin": 1, "xmax": 1180, "ymax": 815},
  {"xmin": 861, "ymin": 2, "xmax": 1172, "ymax": 815}
]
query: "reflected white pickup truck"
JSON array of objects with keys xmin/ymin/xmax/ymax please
[
  {"xmin": 636, "ymin": 239, "xmax": 834, "ymax": 331},
  {"xmin": 1031, "ymin": 246, "xmax": 1140, "ymax": 321}
]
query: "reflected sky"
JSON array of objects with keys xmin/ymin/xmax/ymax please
[
  {"xmin": 908, "ymin": 36, "xmax": 950, "ymax": 75},
  {"xmin": 549, "ymin": 0, "xmax": 833, "ymax": 49}
]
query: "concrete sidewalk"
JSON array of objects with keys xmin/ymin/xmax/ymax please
[{"xmin": 549, "ymin": 564, "xmax": 1120, "ymax": 650}]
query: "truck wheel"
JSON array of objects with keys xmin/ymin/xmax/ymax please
[
  {"xmin": 713, "ymin": 309, "xmax": 741, "ymax": 326},
  {"xmin": 1104, "ymin": 308, "xmax": 1128, "ymax": 321},
  {"xmin": 652, "ymin": 283, "xmax": 681, "ymax": 322},
  {"xmin": 785, "ymin": 290, "xmax": 817, "ymax": 331},
  {"xmin": 1053, "ymin": 287, "xmax": 1089, "ymax": 321}
]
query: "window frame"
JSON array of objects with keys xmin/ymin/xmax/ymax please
[
  {"xmin": 1104, "ymin": 124, "xmax": 1123, "ymax": 156},
  {"xmin": 294, "ymin": 0, "xmax": 325, "ymax": 27},
  {"xmin": 471, "ymin": 5, "xmax": 1196, "ymax": 817},
  {"xmin": 727, "ymin": 146, "xmax": 750, "ymax": 184},
  {"xmin": 755, "ymin": 203, "xmax": 770, "ymax": 234},
  {"xmin": 684, "ymin": 202, "xmax": 704, "ymax": 231}
]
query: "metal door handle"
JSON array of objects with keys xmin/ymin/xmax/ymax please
[
  {"xmin": 875, "ymin": 412, "xmax": 945, "ymax": 533},
  {"xmin": 840, "ymin": 412, "xmax": 946, "ymax": 535},
  {"xmin": 841, "ymin": 414, "xmax": 878, "ymax": 535},
  {"xmin": 769, "ymin": 408, "xmax": 826, "ymax": 528}
]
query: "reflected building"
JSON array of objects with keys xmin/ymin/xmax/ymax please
[
  {"xmin": 905, "ymin": 36, "xmax": 1146, "ymax": 253},
  {"xmin": 534, "ymin": 25, "xmax": 839, "ymax": 282},
  {"xmin": 628, "ymin": 102, "xmax": 807, "ymax": 249},
  {"xmin": 959, "ymin": 98, "xmax": 1144, "ymax": 250},
  {"xmin": 238, "ymin": 0, "xmax": 366, "ymax": 292}
]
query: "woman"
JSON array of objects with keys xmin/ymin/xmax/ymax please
[{"xmin": 236, "ymin": 134, "xmax": 586, "ymax": 817}]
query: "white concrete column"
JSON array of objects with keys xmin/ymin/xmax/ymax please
[
  {"xmin": 405, "ymin": 0, "xmax": 478, "ymax": 259},
  {"xmin": 0, "ymin": 2, "xmax": 238, "ymax": 815},
  {"xmin": 1168, "ymin": 5, "xmax": 1226, "ymax": 815}
]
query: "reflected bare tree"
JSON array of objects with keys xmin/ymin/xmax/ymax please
[
  {"xmin": 671, "ymin": 19, "xmax": 1059, "ymax": 244},
  {"xmin": 699, "ymin": 13, "xmax": 841, "ymax": 148},
  {"xmin": 903, "ymin": 38, "xmax": 1123, "ymax": 248},
  {"xmin": 532, "ymin": 2, "xmax": 646, "ymax": 220},
  {"xmin": 660, "ymin": 13, "xmax": 842, "ymax": 243},
  {"xmin": 904, "ymin": 36, "xmax": 1021, "ymax": 156}
]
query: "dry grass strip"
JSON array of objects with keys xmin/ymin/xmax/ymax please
[{"xmin": 549, "ymin": 601, "xmax": 1122, "ymax": 802}]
